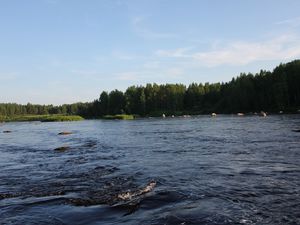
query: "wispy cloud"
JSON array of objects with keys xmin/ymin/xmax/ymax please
[
  {"xmin": 155, "ymin": 34, "xmax": 300, "ymax": 67},
  {"xmin": 275, "ymin": 17, "xmax": 300, "ymax": 27},
  {"xmin": 155, "ymin": 47, "xmax": 192, "ymax": 58},
  {"xmin": 132, "ymin": 16, "xmax": 177, "ymax": 39}
]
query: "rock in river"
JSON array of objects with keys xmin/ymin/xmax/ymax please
[
  {"xmin": 58, "ymin": 131, "xmax": 73, "ymax": 135},
  {"xmin": 3, "ymin": 130, "xmax": 12, "ymax": 133}
]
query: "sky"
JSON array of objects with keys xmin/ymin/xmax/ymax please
[{"xmin": 1, "ymin": 0, "xmax": 300, "ymax": 105}]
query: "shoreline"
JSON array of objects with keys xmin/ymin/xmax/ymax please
[{"xmin": 2, "ymin": 112, "xmax": 299, "ymax": 123}]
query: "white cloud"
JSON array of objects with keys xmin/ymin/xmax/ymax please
[{"xmin": 155, "ymin": 34, "xmax": 300, "ymax": 67}]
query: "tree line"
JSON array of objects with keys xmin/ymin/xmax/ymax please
[{"xmin": 1, "ymin": 60, "xmax": 300, "ymax": 117}]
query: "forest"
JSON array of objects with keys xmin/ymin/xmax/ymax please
[{"xmin": 1, "ymin": 60, "xmax": 300, "ymax": 118}]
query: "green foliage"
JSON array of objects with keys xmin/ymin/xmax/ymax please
[
  {"xmin": 108, "ymin": 90, "xmax": 125, "ymax": 115},
  {"xmin": 40, "ymin": 115, "xmax": 84, "ymax": 122}
]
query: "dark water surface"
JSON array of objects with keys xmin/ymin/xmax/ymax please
[{"xmin": 0, "ymin": 115, "xmax": 300, "ymax": 225}]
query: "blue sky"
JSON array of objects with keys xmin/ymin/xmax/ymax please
[{"xmin": 1, "ymin": 0, "xmax": 300, "ymax": 105}]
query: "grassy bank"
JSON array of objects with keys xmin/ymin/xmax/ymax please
[
  {"xmin": 0, "ymin": 114, "xmax": 84, "ymax": 122},
  {"xmin": 103, "ymin": 114, "xmax": 134, "ymax": 120},
  {"xmin": 41, "ymin": 115, "xmax": 84, "ymax": 122}
]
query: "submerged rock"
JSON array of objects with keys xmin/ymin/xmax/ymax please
[
  {"xmin": 82, "ymin": 140, "xmax": 97, "ymax": 148},
  {"xmin": 58, "ymin": 131, "xmax": 72, "ymax": 135},
  {"xmin": 117, "ymin": 180, "xmax": 156, "ymax": 201},
  {"xmin": 3, "ymin": 130, "xmax": 12, "ymax": 133},
  {"xmin": 66, "ymin": 178, "xmax": 156, "ymax": 210},
  {"xmin": 0, "ymin": 193, "xmax": 17, "ymax": 199},
  {"xmin": 54, "ymin": 146, "xmax": 70, "ymax": 152},
  {"xmin": 292, "ymin": 129, "xmax": 300, "ymax": 133}
]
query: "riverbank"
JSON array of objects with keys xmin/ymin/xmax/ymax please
[
  {"xmin": 0, "ymin": 114, "xmax": 134, "ymax": 122},
  {"xmin": 1, "ymin": 110, "xmax": 299, "ymax": 123}
]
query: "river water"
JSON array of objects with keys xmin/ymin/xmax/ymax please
[{"xmin": 0, "ymin": 115, "xmax": 300, "ymax": 225}]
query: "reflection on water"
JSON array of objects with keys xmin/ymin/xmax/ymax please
[{"xmin": 0, "ymin": 115, "xmax": 300, "ymax": 224}]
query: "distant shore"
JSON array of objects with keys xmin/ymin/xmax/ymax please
[
  {"xmin": 2, "ymin": 111, "xmax": 299, "ymax": 123},
  {"xmin": 1, "ymin": 60, "xmax": 300, "ymax": 121}
]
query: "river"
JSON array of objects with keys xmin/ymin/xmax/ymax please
[{"xmin": 0, "ymin": 115, "xmax": 300, "ymax": 224}]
